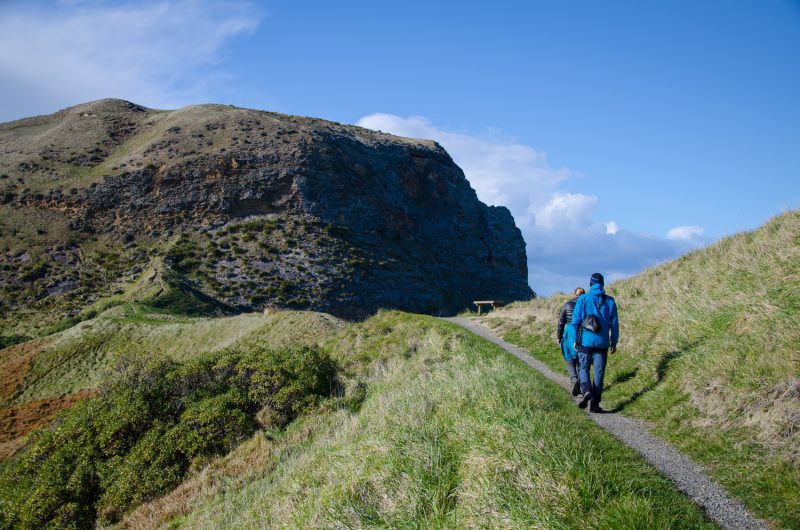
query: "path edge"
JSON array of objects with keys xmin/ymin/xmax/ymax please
[{"xmin": 444, "ymin": 317, "xmax": 768, "ymax": 530}]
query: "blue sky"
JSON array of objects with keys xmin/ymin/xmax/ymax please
[{"xmin": 2, "ymin": 0, "xmax": 799, "ymax": 294}]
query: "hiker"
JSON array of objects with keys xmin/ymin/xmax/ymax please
[
  {"xmin": 572, "ymin": 272, "xmax": 619, "ymax": 413},
  {"xmin": 557, "ymin": 287, "xmax": 585, "ymax": 396}
]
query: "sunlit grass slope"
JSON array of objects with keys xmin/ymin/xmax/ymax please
[
  {"xmin": 0, "ymin": 305, "xmax": 341, "ymax": 463},
  {"xmin": 5, "ymin": 307, "xmax": 340, "ymax": 406},
  {"xmin": 121, "ymin": 312, "xmax": 713, "ymax": 529},
  {"xmin": 482, "ymin": 210, "xmax": 800, "ymax": 528}
]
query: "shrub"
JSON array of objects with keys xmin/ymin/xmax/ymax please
[
  {"xmin": 0, "ymin": 346, "xmax": 336, "ymax": 528},
  {"xmin": 20, "ymin": 261, "xmax": 50, "ymax": 282},
  {"xmin": 42, "ymin": 315, "xmax": 80, "ymax": 335},
  {"xmin": 0, "ymin": 334, "xmax": 31, "ymax": 349},
  {"xmin": 165, "ymin": 238, "xmax": 202, "ymax": 274}
]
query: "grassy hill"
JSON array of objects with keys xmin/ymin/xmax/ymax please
[
  {"xmin": 0, "ymin": 310, "xmax": 715, "ymax": 528},
  {"xmin": 482, "ymin": 209, "xmax": 800, "ymax": 527},
  {"xmin": 0, "ymin": 303, "xmax": 341, "ymax": 462},
  {"xmin": 3, "ymin": 208, "xmax": 797, "ymax": 528},
  {"xmin": 139, "ymin": 313, "xmax": 715, "ymax": 529}
]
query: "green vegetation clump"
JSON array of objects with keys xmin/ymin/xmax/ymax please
[
  {"xmin": 18, "ymin": 260, "xmax": 50, "ymax": 283},
  {"xmin": 0, "ymin": 334, "xmax": 30, "ymax": 349},
  {"xmin": 0, "ymin": 345, "xmax": 335, "ymax": 528},
  {"xmin": 147, "ymin": 279, "xmax": 230, "ymax": 317},
  {"xmin": 8, "ymin": 310, "xmax": 339, "ymax": 407},
  {"xmin": 164, "ymin": 236, "xmax": 202, "ymax": 274}
]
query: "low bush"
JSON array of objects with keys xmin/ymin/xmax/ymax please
[
  {"xmin": 0, "ymin": 345, "xmax": 335, "ymax": 528},
  {"xmin": 0, "ymin": 334, "xmax": 30, "ymax": 349},
  {"xmin": 165, "ymin": 237, "xmax": 202, "ymax": 274},
  {"xmin": 19, "ymin": 261, "xmax": 50, "ymax": 283}
]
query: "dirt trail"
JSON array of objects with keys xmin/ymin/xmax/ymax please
[{"xmin": 445, "ymin": 317, "xmax": 767, "ymax": 530}]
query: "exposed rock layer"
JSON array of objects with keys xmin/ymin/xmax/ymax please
[{"xmin": 0, "ymin": 99, "xmax": 532, "ymax": 324}]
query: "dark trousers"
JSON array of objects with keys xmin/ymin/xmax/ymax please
[
  {"xmin": 565, "ymin": 358, "xmax": 579, "ymax": 384},
  {"xmin": 578, "ymin": 348, "xmax": 608, "ymax": 405}
]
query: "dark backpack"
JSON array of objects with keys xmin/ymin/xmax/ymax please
[
  {"xmin": 582, "ymin": 314, "xmax": 601, "ymax": 333},
  {"xmin": 580, "ymin": 294, "xmax": 607, "ymax": 334}
]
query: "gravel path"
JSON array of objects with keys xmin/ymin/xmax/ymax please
[{"xmin": 445, "ymin": 317, "xmax": 767, "ymax": 530}]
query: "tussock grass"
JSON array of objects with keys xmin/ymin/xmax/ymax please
[
  {"xmin": 482, "ymin": 210, "xmax": 800, "ymax": 528},
  {"xmin": 123, "ymin": 312, "xmax": 713, "ymax": 529}
]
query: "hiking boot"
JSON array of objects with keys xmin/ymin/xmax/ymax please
[
  {"xmin": 589, "ymin": 404, "xmax": 605, "ymax": 413},
  {"xmin": 578, "ymin": 392, "xmax": 591, "ymax": 409},
  {"xmin": 571, "ymin": 381, "xmax": 580, "ymax": 396}
]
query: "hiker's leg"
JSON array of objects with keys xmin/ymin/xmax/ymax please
[
  {"xmin": 565, "ymin": 358, "xmax": 578, "ymax": 383},
  {"xmin": 578, "ymin": 351, "xmax": 592, "ymax": 394},
  {"xmin": 591, "ymin": 351, "xmax": 608, "ymax": 405}
]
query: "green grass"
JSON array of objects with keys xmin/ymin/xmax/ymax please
[
  {"xmin": 145, "ymin": 273, "xmax": 234, "ymax": 317},
  {"xmin": 9, "ymin": 207, "xmax": 796, "ymax": 527},
  {"xmin": 121, "ymin": 312, "xmax": 714, "ymax": 529},
  {"xmin": 0, "ymin": 344, "xmax": 335, "ymax": 528},
  {"xmin": 482, "ymin": 210, "xmax": 800, "ymax": 528},
  {"xmin": 6, "ymin": 309, "xmax": 341, "ymax": 406},
  {"xmin": 496, "ymin": 324, "xmax": 799, "ymax": 528}
]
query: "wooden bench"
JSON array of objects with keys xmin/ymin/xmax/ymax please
[{"xmin": 473, "ymin": 300, "xmax": 499, "ymax": 315}]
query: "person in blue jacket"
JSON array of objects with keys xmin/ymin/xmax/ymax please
[
  {"xmin": 557, "ymin": 287, "xmax": 585, "ymax": 396},
  {"xmin": 571, "ymin": 272, "xmax": 619, "ymax": 412}
]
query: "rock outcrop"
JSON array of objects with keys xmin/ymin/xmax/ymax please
[{"xmin": 0, "ymin": 99, "xmax": 532, "ymax": 329}]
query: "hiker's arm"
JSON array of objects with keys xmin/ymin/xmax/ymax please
[
  {"xmin": 571, "ymin": 298, "xmax": 584, "ymax": 330},
  {"xmin": 574, "ymin": 326, "xmax": 583, "ymax": 352},
  {"xmin": 557, "ymin": 305, "xmax": 567, "ymax": 341},
  {"xmin": 610, "ymin": 301, "xmax": 619, "ymax": 351}
]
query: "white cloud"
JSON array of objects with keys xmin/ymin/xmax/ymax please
[
  {"xmin": 0, "ymin": 0, "xmax": 261, "ymax": 121},
  {"xmin": 358, "ymin": 113, "xmax": 711, "ymax": 295},
  {"xmin": 667, "ymin": 225, "xmax": 704, "ymax": 240},
  {"xmin": 533, "ymin": 193, "xmax": 597, "ymax": 230}
]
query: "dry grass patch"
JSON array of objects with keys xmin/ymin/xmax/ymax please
[
  {"xmin": 0, "ymin": 337, "xmax": 53, "ymax": 404},
  {"xmin": 0, "ymin": 389, "xmax": 96, "ymax": 461}
]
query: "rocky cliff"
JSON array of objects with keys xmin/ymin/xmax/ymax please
[{"xmin": 0, "ymin": 99, "xmax": 532, "ymax": 334}]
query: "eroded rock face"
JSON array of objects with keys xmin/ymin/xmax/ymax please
[{"xmin": 0, "ymin": 99, "xmax": 532, "ymax": 323}]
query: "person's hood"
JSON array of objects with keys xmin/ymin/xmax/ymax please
[{"xmin": 589, "ymin": 283, "xmax": 605, "ymax": 295}]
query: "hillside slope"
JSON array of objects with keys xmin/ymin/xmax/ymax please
[
  {"xmin": 0, "ymin": 307, "xmax": 341, "ymax": 462},
  {"xmin": 0, "ymin": 311, "xmax": 714, "ymax": 528},
  {"xmin": 483, "ymin": 209, "xmax": 800, "ymax": 528},
  {"xmin": 0, "ymin": 99, "xmax": 532, "ymax": 337},
  {"xmin": 154, "ymin": 314, "xmax": 716, "ymax": 529}
]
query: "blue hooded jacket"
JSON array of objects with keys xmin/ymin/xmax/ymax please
[{"xmin": 571, "ymin": 283, "xmax": 619, "ymax": 349}]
